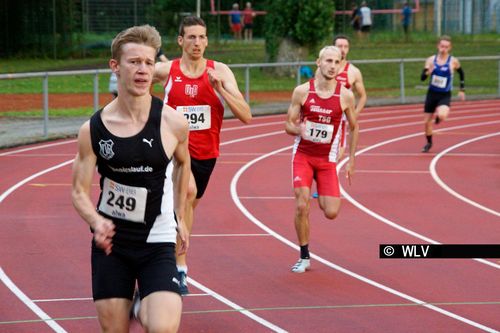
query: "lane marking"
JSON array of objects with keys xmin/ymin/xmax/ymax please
[
  {"xmin": 1, "ymin": 300, "xmax": 499, "ymax": 326},
  {"xmin": 188, "ymin": 277, "xmax": 287, "ymax": 333},
  {"xmin": 191, "ymin": 233, "xmax": 270, "ymax": 237},
  {"xmin": 231, "ymin": 120, "xmax": 500, "ymax": 332},
  {"xmin": 337, "ymin": 120, "xmax": 500, "ymax": 270},
  {"xmin": 0, "ymin": 268, "xmax": 67, "ymax": 332},
  {"xmin": 1, "ymin": 107, "xmax": 499, "ymax": 331},
  {"xmin": 429, "ymin": 132, "xmax": 500, "ymax": 217},
  {"xmin": 231, "ymin": 144, "xmax": 500, "ymax": 333}
]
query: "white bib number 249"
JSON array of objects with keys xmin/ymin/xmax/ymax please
[{"xmin": 98, "ymin": 177, "xmax": 147, "ymax": 223}]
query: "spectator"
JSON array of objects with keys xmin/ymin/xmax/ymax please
[
  {"xmin": 401, "ymin": 1, "xmax": 412, "ymax": 41},
  {"xmin": 351, "ymin": 3, "xmax": 361, "ymax": 37},
  {"xmin": 243, "ymin": 2, "xmax": 256, "ymax": 42},
  {"xmin": 229, "ymin": 3, "xmax": 242, "ymax": 40},
  {"xmin": 359, "ymin": 1, "xmax": 372, "ymax": 37}
]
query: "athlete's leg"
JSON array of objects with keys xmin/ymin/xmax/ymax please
[
  {"xmin": 318, "ymin": 196, "xmax": 342, "ymax": 220},
  {"xmin": 95, "ymin": 298, "xmax": 132, "ymax": 332},
  {"xmin": 294, "ymin": 186, "xmax": 311, "ymax": 246},
  {"xmin": 138, "ymin": 291, "xmax": 182, "ymax": 333},
  {"xmin": 436, "ymin": 104, "xmax": 450, "ymax": 122},
  {"xmin": 175, "ymin": 172, "xmax": 197, "ymax": 267},
  {"xmin": 316, "ymin": 158, "xmax": 342, "ymax": 219}
]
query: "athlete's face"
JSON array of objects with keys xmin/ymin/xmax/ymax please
[
  {"xmin": 111, "ymin": 42, "xmax": 156, "ymax": 97},
  {"xmin": 178, "ymin": 25, "xmax": 208, "ymax": 60},
  {"xmin": 334, "ymin": 38, "xmax": 349, "ymax": 60},
  {"xmin": 437, "ymin": 40, "xmax": 452, "ymax": 56},
  {"xmin": 317, "ymin": 49, "xmax": 342, "ymax": 80}
]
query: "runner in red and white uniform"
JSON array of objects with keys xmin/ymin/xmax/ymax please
[
  {"xmin": 285, "ymin": 46, "xmax": 359, "ymax": 273},
  {"xmin": 154, "ymin": 16, "xmax": 251, "ymax": 294},
  {"xmin": 334, "ymin": 35, "xmax": 366, "ymax": 161}
]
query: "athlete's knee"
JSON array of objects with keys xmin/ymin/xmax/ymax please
[
  {"xmin": 323, "ymin": 206, "xmax": 340, "ymax": 220},
  {"xmin": 186, "ymin": 182, "xmax": 197, "ymax": 203},
  {"xmin": 295, "ymin": 199, "xmax": 310, "ymax": 218},
  {"xmin": 142, "ymin": 320, "xmax": 179, "ymax": 333}
]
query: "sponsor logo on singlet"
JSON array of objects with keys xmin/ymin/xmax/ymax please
[
  {"xmin": 310, "ymin": 105, "xmax": 333, "ymax": 115},
  {"xmin": 98, "ymin": 139, "xmax": 115, "ymax": 160},
  {"xmin": 185, "ymin": 84, "xmax": 198, "ymax": 98}
]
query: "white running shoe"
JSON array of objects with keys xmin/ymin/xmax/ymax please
[{"xmin": 291, "ymin": 258, "xmax": 310, "ymax": 273}]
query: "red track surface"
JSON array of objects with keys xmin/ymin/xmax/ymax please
[{"xmin": 1, "ymin": 100, "xmax": 499, "ymax": 332}]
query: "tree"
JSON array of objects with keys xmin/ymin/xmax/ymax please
[{"xmin": 264, "ymin": 0, "xmax": 335, "ymax": 63}]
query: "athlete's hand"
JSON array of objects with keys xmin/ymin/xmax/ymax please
[
  {"xmin": 346, "ymin": 159, "xmax": 355, "ymax": 186},
  {"xmin": 93, "ymin": 218, "xmax": 115, "ymax": 255},
  {"xmin": 207, "ymin": 68, "xmax": 223, "ymax": 93},
  {"xmin": 458, "ymin": 91, "xmax": 465, "ymax": 101},
  {"xmin": 176, "ymin": 219, "xmax": 189, "ymax": 255}
]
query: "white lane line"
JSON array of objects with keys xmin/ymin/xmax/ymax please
[
  {"xmin": 429, "ymin": 132, "xmax": 500, "ymax": 217},
  {"xmin": 1, "ymin": 110, "xmax": 499, "ymax": 331},
  {"xmin": 337, "ymin": 120, "xmax": 500, "ymax": 270},
  {"xmin": 230, "ymin": 145, "xmax": 499, "ymax": 333},
  {"xmin": 0, "ymin": 268, "xmax": 67, "ymax": 333},
  {"xmin": 191, "ymin": 233, "xmax": 270, "ymax": 237},
  {"xmin": 188, "ymin": 278, "xmax": 287, "ymax": 333}
]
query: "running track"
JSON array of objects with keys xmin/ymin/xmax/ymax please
[{"xmin": 1, "ymin": 100, "xmax": 499, "ymax": 332}]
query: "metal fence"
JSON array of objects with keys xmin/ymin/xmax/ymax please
[{"xmin": 1, "ymin": 56, "xmax": 499, "ymax": 142}]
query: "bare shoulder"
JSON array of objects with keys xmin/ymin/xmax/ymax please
[
  {"xmin": 425, "ymin": 55, "xmax": 435, "ymax": 66},
  {"xmin": 451, "ymin": 56, "xmax": 461, "ymax": 68},
  {"xmin": 213, "ymin": 60, "xmax": 232, "ymax": 75},
  {"xmin": 161, "ymin": 105, "xmax": 188, "ymax": 139},
  {"xmin": 154, "ymin": 60, "xmax": 173, "ymax": 80},
  {"xmin": 341, "ymin": 85, "xmax": 355, "ymax": 103},
  {"xmin": 348, "ymin": 63, "xmax": 363, "ymax": 80},
  {"xmin": 292, "ymin": 82, "xmax": 309, "ymax": 101}
]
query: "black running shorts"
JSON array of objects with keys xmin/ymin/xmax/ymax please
[
  {"xmin": 424, "ymin": 90, "xmax": 451, "ymax": 114},
  {"xmin": 91, "ymin": 241, "xmax": 180, "ymax": 301},
  {"xmin": 191, "ymin": 157, "xmax": 217, "ymax": 199}
]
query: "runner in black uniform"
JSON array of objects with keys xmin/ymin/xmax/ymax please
[{"xmin": 72, "ymin": 25, "xmax": 190, "ymax": 332}]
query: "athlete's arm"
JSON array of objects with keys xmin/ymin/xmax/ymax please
[
  {"xmin": 163, "ymin": 106, "xmax": 191, "ymax": 255},
  {"xmin": 285, "ymin": 84, "xmax": 307, "ymax": 137},
  {"xmin": 153, "ymin": 60, "xmax": 172, "ymax": 85},
  {"xmin": 209, "ymin": 62, "xmax": 252, "ymax": 124},
  {"xmin": 71, "ymin": 121, "xmax": 115, "ymax": 254},
  {"xmin": 351, "ymin": 66, "xmax": 367, "ymax": 115},
  {"xmin": 453, "ymin": 57, "xmax": 466, "ymax": 101},
  {"xmin": 341, "ymin": 88, "xmax": 358, "ymax": 185},
  {"xmin": 421, "ymin": 56, "xmax": 434, "ymax": 80}
]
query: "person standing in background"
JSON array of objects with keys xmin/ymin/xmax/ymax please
[
  {"xmin": 359, "ymin": 1, "xmax": 372, "ymax": 38},
  {"xmin": 243, "ymin": 2, "xmax": 256, "ymax": 42},
  {"xmin": 401, "ymin": 2, "xmax": 412, "ymax": 41},
  {"xmin": 229, "ymin": 3, "xmax": 242, "ymax": 40}
]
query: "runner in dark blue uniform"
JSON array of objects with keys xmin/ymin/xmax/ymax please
[{"xmin": 421, "ymin": 35, "xmax": 465, "ymax": 153}]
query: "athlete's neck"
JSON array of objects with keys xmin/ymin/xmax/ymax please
[{"xmin": 180, "ymin": 56, "xmax": 207, "ymax": 78}]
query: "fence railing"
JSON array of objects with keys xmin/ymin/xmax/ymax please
[{"xmin": 1, "ymin": 56, "xmax": 499, "ymax": 139}]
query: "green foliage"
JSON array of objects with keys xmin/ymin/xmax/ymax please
[{"xmin": 264, "ymin": 0, "xmax": 335, "ymax": 61}]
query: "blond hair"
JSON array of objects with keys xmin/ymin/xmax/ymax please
[
  {"xmin": 111, "ymin": 25, "xmax": 161, "ymax": 61},
  {"xmin": 318, "ymin": 45, "xmax": 341, "ymax": 59}
]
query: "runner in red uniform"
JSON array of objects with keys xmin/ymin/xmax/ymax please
[
  {"xmin": 154, "ymin": 16, "xmax": 251, "ymax": 294},
  {"xmin": 285, "ymin": 46, "xmax": 359, "ymax": 273},
  {"xmin": 334, "ymin": 35, "xmax": 366, "ymax": 161}
]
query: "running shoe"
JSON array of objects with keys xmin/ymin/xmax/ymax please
[
  {"xmin": 312, "ymin": 192, "xmax": 319, "ymax": 199},
  {"xmin": 421, "ymin": 142, "xmax": 432, "ymax": 153},
  {"xmin": 291, "ymin": 258, "xmax": 311, "ymax": 273},
  {"xmin": 178, "ymin": 271, "xmax": 189, "ymax": 295},
  {"xmin": 434, "ymin": 116, "xmax": 441, "ymax": 125}
]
